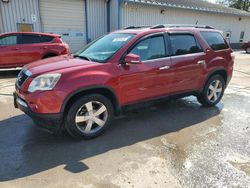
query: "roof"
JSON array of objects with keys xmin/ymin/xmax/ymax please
[
  {"xmin": 0, "ymin": 32, "xmax": 60, "ymax": 37},
  {"xmin": 115, "ymin": 24, "xmax": 221, "ymax": 35},
  {"xmin": 124, "ymin": 0, "xmax": 250, "ymax": 17}
]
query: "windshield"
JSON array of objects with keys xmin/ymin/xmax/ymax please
[{"xmin": 75, "ymin": 33, "xmax": 134, "ymax": 63}]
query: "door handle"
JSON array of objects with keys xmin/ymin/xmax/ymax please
[
  {"xmin": 159, "ymin": 65, "xmax": 170, "ymax": 70},
  {"xmin": 197, "ymin": 60, "xmax": 206, "ymax": 65},
  {"xmin": 12, "ymin": 47, "xmax": 19, "ymax": 50}
]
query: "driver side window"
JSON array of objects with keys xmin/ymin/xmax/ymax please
[
  {"xmin": 0, "ymin": 35, "xmax": 17, "ymax": 46},
  {"xmin": 130, "ymin": 35, "xmax": 167, "ymax": 61}
]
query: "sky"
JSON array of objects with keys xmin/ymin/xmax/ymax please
[{"xmin": 207, "ymin": 0, "xmax": 217, "ymax": 3}]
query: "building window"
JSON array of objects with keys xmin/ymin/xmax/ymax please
[
  {"xmin": 17, "ymin": 23, "xmax": 33, "ymax": 32},
  {"xmin": 240, "ymin": 31, "xmax": 245, "ymax": 42}
]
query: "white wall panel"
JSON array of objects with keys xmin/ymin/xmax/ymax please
[
  {"xmin": 110, "ymin": 0, "xmax": 119, "ymax": 31},
  {"xmin": 122, "ymin": 3, "xmax": 250, "ymax": 43},
  {"xmin": 87, "ymin": 0, "xmax": 107, "ymax": 42},
  {"xmin": 0, "ymin": 0, "xmax": 41, "ymax": 33},
  {"xmin": 0, "ymin": 5, "xmax": 3, "ymax": 33}
]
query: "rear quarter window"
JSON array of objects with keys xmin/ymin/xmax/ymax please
[{"xmin": 200, "ymin": 31, "xmax": 229, "ymax": 51}]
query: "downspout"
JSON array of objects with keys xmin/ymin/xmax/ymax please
[
  {"xmin": 118, "ymin": 0, "xmax": 124, "ymax": 29},
  {"xmin": 38, "ymin": 0, "xmax": 43, "ymax": 32},
  {"xmin": 84, "ymin": 0, "xmax": 89, "ymax": 43},
  {"xmin": 107, "ymin": 0, "xmax": 111, "ymax": 32},
  {"xmin": 0, "ymin": 2, "xmax": 5, "ymax": 33}
]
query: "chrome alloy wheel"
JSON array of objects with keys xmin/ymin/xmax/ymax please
[
  {"xmin": 207, "ymin": 80, "xmax": 223, "ymax": 103},
  {"xmin": 75, "ymin": 101, "xmax": 108, "ymax": 134}
]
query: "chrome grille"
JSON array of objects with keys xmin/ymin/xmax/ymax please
[{"xmin": 16, "ymin": 69, "xmax": 32, "ymax": 88}]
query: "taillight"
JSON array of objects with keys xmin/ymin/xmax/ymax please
[
  {"xmin": 52, "ymin": 37, "xmax": 63, "ymax": 43},
  {"xmin": 62, "ymin": 43, "xmax": 70, "ymax": 54},
  {"xmin": 231, "ymin": 52, "xmax": 235, "ymax": 61}
]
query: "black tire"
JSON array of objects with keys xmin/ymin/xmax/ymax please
[
  {"xmin": 197, "ymin": 75, "xmax": 225, "ymax": 107},
  {"xmin": 64, "ymin": 94, "xmax": 114, "ymax": 139},
  {"xmin": 246, "ymin": 47, "xmax": 250, "ymax": 54}
]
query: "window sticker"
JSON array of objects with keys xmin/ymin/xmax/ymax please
[
  {"xmin": 137, "ymin": 45, "xmax": 148, "ymax": 50},
  {"xmin": 112, "ymin": 37, "xmax": 130, "ymax": 42}
]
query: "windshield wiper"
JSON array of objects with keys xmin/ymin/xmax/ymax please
[{"xmin": 74, "ymin": 54, "xmax": 92, "ymax": 61}]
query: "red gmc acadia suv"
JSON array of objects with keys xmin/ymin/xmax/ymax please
[
  {"xmin": 0, "ymin": 32, "xmax": 70, "ymax": 69},
  {"xmin": 14, "ymin": 25, "xmax": 234, "ymax": 139}
]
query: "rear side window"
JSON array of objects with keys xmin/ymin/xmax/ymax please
[
  {"xmin": 0, "ymin": 35, "xmax": 17, "ymax": 46},
  {"xmin": 130, "ymin": 35, "xmax": 167, "ymax": 61},
  {"xmin": 20, "ymin": 34, "xmax": 41, "ymax": 44},
  {"xmin": 41, "ymin": 36, "xmax": 54, "ymax": 43},
  {"xmin": 170, "ymin": 34, "xmax": 203, "ymax": 56},
  {"xmin": 200, "ymin": 31, "xmax": 229, "ymax": 51}
]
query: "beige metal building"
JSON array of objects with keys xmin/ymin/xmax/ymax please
[
  {"xmin": 120, "ymin": 0, "xmax": 250, "ymax": 48},
  {"xmin": 0, "ymin": 0, "xmax": 109, "ymax": 52}
]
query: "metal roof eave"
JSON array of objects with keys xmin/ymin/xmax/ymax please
[{"xmin": 123, "ymin": 0, "xmax": 250, "ymax": 17}]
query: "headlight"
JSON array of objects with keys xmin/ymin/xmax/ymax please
[{"xmin": 28, "ymin": 73, "xmax": 61, "ymax": 93}]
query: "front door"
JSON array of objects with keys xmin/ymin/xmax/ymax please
[
  {"xmin": 119, "ymin": 34, "xmax": 172, "ymax": 105},
  {"xmin": 0, "ymin": 34, "xmax": 23, "ymax": 68}
]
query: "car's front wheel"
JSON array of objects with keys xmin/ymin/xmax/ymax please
[
  {"xmin": 197, "ymin": 75, "xmax": 225, "ymax": 107},
  {"xmin": 65, "ymin": 94, "xmax": 114, "ymax": 139}
]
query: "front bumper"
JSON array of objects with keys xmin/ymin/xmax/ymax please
[{"xmin": 14, "ymin": 92, "xmax": 63, "ymax": 133}]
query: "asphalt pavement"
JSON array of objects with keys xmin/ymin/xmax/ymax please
[{"xmin": 0, "ymin": 52, "xmax": 249, "ymax": 188}]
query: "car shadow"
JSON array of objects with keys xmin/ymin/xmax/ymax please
[{"xmin": 0, "ymin": 97, "xmax": 223, "ymax": 181}]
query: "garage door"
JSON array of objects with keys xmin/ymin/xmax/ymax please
[{"xmin": 40, "ymin": 0, "xmax": 86, "ymax": 52}]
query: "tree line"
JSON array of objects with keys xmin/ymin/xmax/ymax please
[{"xmin": 217, "ymin": 0, "xmax": 250, "ymax": 11}]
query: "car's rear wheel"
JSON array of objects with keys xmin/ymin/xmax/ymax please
[
  {"xmin": 197, "ymin": 75, "xmax": 225, "ymax": 107},
  {"xmin": 246, "ymin": 47, "xmax": 250, "ymax": 54},
  {"xmin": 64, "ymin": 94, "xmax": 114, "ymax": 139}
]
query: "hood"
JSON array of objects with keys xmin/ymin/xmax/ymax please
[{"xmin": 25, "ymin": 55, "xmax": 98, "ymax": 76}]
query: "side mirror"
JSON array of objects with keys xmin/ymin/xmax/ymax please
[{"xmin": 124, "ymin": 53, "xmax": 142, "ymax": 65}]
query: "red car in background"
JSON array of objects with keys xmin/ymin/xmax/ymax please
[
  {"xmin": 0, "ymin": 32, "xmax": 70, "ymax": 69},
  {"xmin": 241, "ymin": 41, "xmax": 250, "ymax": 54}
]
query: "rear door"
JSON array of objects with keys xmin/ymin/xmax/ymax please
[
  {"xmin": 18, "ymin": 34, "xmax": 43, "ymax": 64},
  {"xmin": 0, "ymin": 34, "xmax": 22, "ymax": 68},
  {"xmin": 169, "ymin": 32, "xmax": 206, "ymax": 93},
  {"xmin": 119, "ymin": 33, "xmax": 172, "ymax": 104}
]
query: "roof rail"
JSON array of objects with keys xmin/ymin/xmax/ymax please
[
  {"xmin": 124, "ymin": 25, "xmax": 151, "ymax": 29},
  {"xmin": 151, "ymin": 24, "xmax": 215, "ymax": 29}
]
